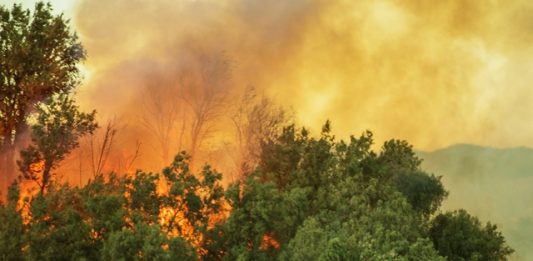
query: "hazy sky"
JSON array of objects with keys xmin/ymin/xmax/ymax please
[{"xmin": 5, "ymin": 0, "xmax": 533, "ymax": 150}]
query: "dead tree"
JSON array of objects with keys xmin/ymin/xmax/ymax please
[
  {"xmin": 140, "ymin": 78, "xmax": 181, "ymax": 166},
  {"xmin": 231, "ymin": 87, "xmax": 289, "ymax": 177},
  {"xmin": 179, "ymin": 54, "xmax": 231, "ymax": 167}
]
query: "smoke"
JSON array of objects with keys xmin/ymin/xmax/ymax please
[
  {"xmin": 72, "ymin": 0, "xmax": 533, "ymax": 154},
  {"xmin": 69, "ymin": 0, "xmax": 321, "ymax": 174}
]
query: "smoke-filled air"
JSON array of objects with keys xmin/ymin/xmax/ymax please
[
  {"xmin": 76, "ymin": 0, "xmax": 533, "ymax": 150},
  {"xmin": 0, "ymin": 0, "xmax": 531, "ymax": 260}
]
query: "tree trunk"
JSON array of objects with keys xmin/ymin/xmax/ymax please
[
  {"xmin": 0, "ymin": 142, "xmax": 16, "ymax": 199},
  {"xmin": 1, "ymin": 123, "xmax": 29, "ymax": 199},
  {"xmin": 40, "ymin": 162, "xmax": 52, "ymax": 195}
]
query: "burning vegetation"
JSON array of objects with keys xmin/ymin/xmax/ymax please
[{"xmin": 0, "ymin": 1, "xmax": 516, "ymax": 260}]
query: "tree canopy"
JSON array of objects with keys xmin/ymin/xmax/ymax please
[{"xmin": 0, "ymin": 122, "xmax": 514, "ymax": 260}]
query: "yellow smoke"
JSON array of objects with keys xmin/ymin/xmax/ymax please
[{"xmin": 71, "ymin": 0, "xmax": 533, "ymax": 154}]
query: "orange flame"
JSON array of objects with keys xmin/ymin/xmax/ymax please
[{"xmin": 29, "ymin": 160, "xmax": 45, "ymax": 174}]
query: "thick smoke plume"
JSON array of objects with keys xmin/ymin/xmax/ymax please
[{"xmin": 74, "ymin": 0, "xmax": 533, "ymax": 152}]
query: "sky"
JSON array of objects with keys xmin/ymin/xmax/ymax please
[{"xmin": 3, "ymin": 0, "xmax": 533, "ymax": 152}]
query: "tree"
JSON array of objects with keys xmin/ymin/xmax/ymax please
[
  {"xmin": 0, "ymin": 183, "xmax": 24, "ymax": 260},
  {"xmin": 430, "ymin": 209, "xmax": 514, "ymax": 261},
  {"xmin": 360, "ymin": 139, "xmax": 448, "ymax": 217},
  {"xmin": 231, "ymin": 87, "xmax": 289, "ymax": 177},
  {"xmin": 18, "ymin": 93, "xmax": 97, "ymax": 193},
  {"xmin": 219, "ymin": 122, "xmax": 449, "ymax": 260},
  {"xmin": 101, "ymin": 222, "xmax": 196, "ymax": 261},
  {"xmin": 0, "ymin": 1, "xmax": 85, "ymax": 191},
  {"xmin": 0, "ymin": 152, "xmax": 221, "ymax": 259},
  {"xmin": 158, "ymin": 152, "xmax": 226, "ymax": 255},
  {"xmin": 0, "ymin": 118, "xmax": 514, "ymax": 260},
  {"xmin": 179, "ymin": 54, "xmax": 230, "ymax": 166},
  {"xmin": 140, "ymin": 79, "xmax": 181, "ymax": 166},
  {"xmin": 24, "ymin": 184, "xmax": 95, "ymax": 260}
]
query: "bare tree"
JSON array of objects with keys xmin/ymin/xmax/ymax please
[
  {"xmin": 178, "ymin": 54, "xmax": 231, "ymax": 167},
  {"xmin": 140, "ymin": 78, "xmax": 181, "ymax": 166},
  {"xmin": 231, "ymin": 87, "xmax": 289, "ymax": 177},
  {"xmin": 89, "ymin": 121, "xmax": 117, "ymax": 177}
]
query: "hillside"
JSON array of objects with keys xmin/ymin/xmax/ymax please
[{"xmin": 419, "ymin": 144, "xmax": 533, "ymax": 260}]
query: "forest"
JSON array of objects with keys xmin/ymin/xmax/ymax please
[{"xmin": 0, "ymin": 2, "xmax": 515, "ymax": 260}]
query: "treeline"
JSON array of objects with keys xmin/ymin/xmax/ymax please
[
  {"xmin": 0, "ymin": 2, "xmax": 514, "ymax": 260},
  {"xmin": 0, "ymin": 123, "xmax": 514, "ymax": 260}
]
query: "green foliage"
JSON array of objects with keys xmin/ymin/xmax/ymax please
[
  {"xmin": 0, "ymin": 121, "xmax": 514, "ymax": 260},
  {"xmin": 0, "ymin": 152, "xmax": 225, "ymax": 260},
  {"xmin": 0, "ymin": 1, "xmax": 85, "ymax": 152},
  {"xmin": 394, "ymin": 170, "xmax": 447, "ymax": 218},
  {"xmin": 430, "ymin": 209, "xmax": 514, "ymax": 261},
  {"xmin": 218, "ymin": 122, "xmax": 512, "ymax": 260},
  {"xmin": 218, "ymin": 123, "xmax": 445, "ymax": 260},
  {"xmin": 218, "ymin": 174, "xmax": 288, "ymax": 260},
  {"xmin": 18, "ymin": 93, "xmax": 97, "ymax": 193},
  {"xmin": 0, "ymin": 183, "xmax": 24, "ymax": 260},
  {"xmin": 161, "ymin": 152, "xmax": 225, "ymax": 235},
  {"xmin": 25, "ymin": 185, "xmax": 94, "ymax": 260},
  {"xmin": 279, "ymin": 175, "xmax": 445, "ymax": 261},
  {"xmin": 361, "ymin": 140, "xmax": 448, "ymax": 217},
  {"xmin": 102, "ymin": 222, "xmax": 196, "ymax": 261}
]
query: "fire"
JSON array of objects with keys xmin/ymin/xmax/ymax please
[
  {"xmin": 17, "ymin": 182, "xmax": 39, "ymax": 224},
  {"xmin": 260, "ymin": 233, "xmax": 280, "ymax": 250},
  {"xmin": 29, "ymin": 160, "xmax": 45, "ymax": 175},
  {"xmin": 157, "ymin": 183, "xmax": 230, "ymax": 256}
]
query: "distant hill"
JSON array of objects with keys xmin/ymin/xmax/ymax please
[
  {"xmin": 418, "ymin": 144, "xmax": 533, "ymax": 261},
  {"xmin": 419, "ymin": 144, "xmax": 533, "ymax": 179}
]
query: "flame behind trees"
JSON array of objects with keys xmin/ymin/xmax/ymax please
[
  {"xmin": 17, "ymin": 93, "xmax": 97, "ymax": 194},
  {"xmin": 0, "ymin": 120, "xmax": 514, "ymax": 260}
]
